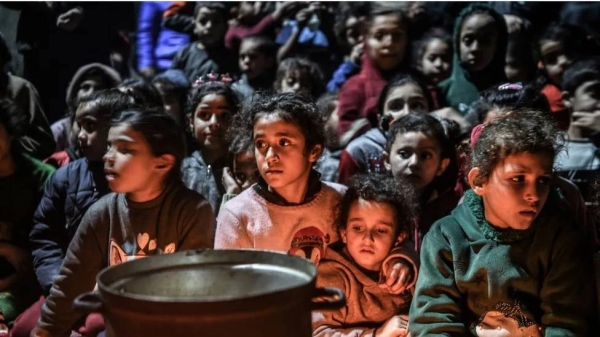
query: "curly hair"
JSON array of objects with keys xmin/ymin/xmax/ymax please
[
  {"xmin": 229, "ymin": 91, "xmax": 327, "ymax": 159},
  {"xmin": 186, "ymin": 81, "xmax": 241, "ymax": 121},
  {"xmin": 274, "ymin": 57, "xmax": 325, "ymax": 99},
  {"xmin": 336, "ymin": 173, "xmax": 417, "ymax": 239},
  {"xmin": 471, "ymin": 109, "xmax": 564, "ymax": 186}
]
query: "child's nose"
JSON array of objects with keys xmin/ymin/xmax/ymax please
[
  {"xmin": 524, "ymin": 184, "xmax": 541, "ymax": 203},
  {"xmin": 362, "ymin": 231, "xmax": 375, "ymax": 242}
]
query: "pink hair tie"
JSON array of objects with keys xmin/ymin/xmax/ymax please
[{"xmin": 470, "ymin": 124, "xmax": 484, "ymax": 149}]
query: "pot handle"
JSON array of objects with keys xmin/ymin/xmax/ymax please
[
  {"xmin": 73, "ymin": 291, "xmax": 105, "ymax": 314},
  {"xmin": 311, "ymin": 287, "xmax": 345, "ymax": 310}
]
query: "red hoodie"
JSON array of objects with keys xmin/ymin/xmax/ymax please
[{"xmin": 336, "ymin": 52, "xmax": 391, "ymax": 139}]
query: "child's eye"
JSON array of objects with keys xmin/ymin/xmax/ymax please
[
  {"xmin": 351, "ymin": 225, "xmax": 362, "ymax": 232},
  {"xmin": 420, "ymin": 152, "xmax": 433, "ymax": 160},
  {"xmin": 198, "ymin": 111, "xmax": 212, "ymax": 121},
  {"xmin": 462, "ymin": 36, "xmax": 473, "ymax": 45},
  {"xmin": 254, "ymin": 140, "xmax": 266, "ymax": 149},
  {"xmin": 538, "ymin": 176, "xmax": 552, "ymax": 186},
  {"xmin": 398, "ymin": 150, "xmax": 410, "ymax": 159},
  {"xmin": 376, "ymin": 228, "xmax": 389, "ymax": 234},
  {"xmin": 279, "ymin": 139, "xmax": 291, "ymax": 146},
  {"xmin": 410, "ymin": 102, "xmax": 426, "ymax": 111},
  {"xmin": 510, "ymin": 176, "xmax": 525, "ymax": 183}
]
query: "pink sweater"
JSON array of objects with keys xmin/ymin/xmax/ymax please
[
  {"xmin": 215, "ymin": 182, "xmax": 347, "ymax": 264},
  {"xmin": 312, "ymin": 246, "xmax": 413, "ymax": 336}
]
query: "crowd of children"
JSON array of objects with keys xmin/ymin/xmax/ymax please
[{"xmin": 1, "ymin": 1, "xmax": 600, "ymax": 336}]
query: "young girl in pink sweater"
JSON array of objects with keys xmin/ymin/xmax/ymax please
[
  {"xmin": 313, "ymin": 174, "xmax": 417, "ymax": 337},
  {"xmin": 216, "ymin": 92, "xmax": 418, "ymax": 293}
]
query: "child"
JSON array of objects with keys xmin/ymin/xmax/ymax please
[
  {"xmin": 535, "ymin": 23, "xmax": 591, "ymax": 131},
  {"xmin": 504, "ymin": 16, "xmax": 535, "ymax": 83},
  {"xmin": 315, "ymin": 92, "xmax": 342, "ymax": 183},
  {"xmin": 555, "ymin": 58, "xmax": 600, "ymax": 202},
  {"xmin": 219, "ymin": 134, "xmax": 260, "ymax": 212},
  {"xmin": 312, "ymin": 173, "xmax": 417, "ymax": 336},
  {"xmin": 326, "ymin": 3, "xmax": 369, "ymax": 92},
  {"xmin": 438, "ymin": 4, "xmax": 508, "ymax": 115},
  {"xmin": 51, "ymin": 63, "xmax": 122, "ymax": 155},
  {"xmin": 151, "ymin": 69, "xmax": 191, "ymax": 126},
  {"xmin": 337, "ymin": 5, "xmax": 410, "ymax": 140},
  {"xmin": 216, "ymin": 92, "xmax": 417, "ymax": 294},
  {"xmin": 32, "ymin": 109, "xmax": 216, "ymax": 337},
  {"xmin": 383, "ymin": 113, "xmax": 460, "ymax": 250},
  {"xmin": 170, "ymin": 2, "xmax": 236, "ymax": 83},
  {"xmin": 412, "ymin": 28, "xmax": 452, "ymax": 110},
  {"xmin": 274, "ymin": 57, "xmax": 325, "ymax": 99},
  {"xmin": 0, "ymin": 99, "xmax": 54, "ymax": 334},
  {"xmin": 409, "ymin": 110, "xmax": 597, "ymax": 336},
  {"xmin": 232, "ymin": 35, "xmax": 277, "ymax": 100},
  {"xmin": 9, "ymin": 91, "xmax": 134, "ymax": 337},
  {"xmin": 338, "ymin": 74, "xmax": 433, "ymax": 184},
  {"xmin": 182, "ymin": 77, "xmax": 240, "ymax": 214}
]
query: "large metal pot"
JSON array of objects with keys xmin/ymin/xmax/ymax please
[{"xmin": 73, "ymin": 249, "xmax": 344, "ymax": 337}]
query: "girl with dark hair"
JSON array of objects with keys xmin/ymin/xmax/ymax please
[{"xmin": 33, "ymin": 108, "xmax": 215, "ymax": 337}]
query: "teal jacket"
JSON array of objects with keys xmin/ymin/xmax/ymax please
[
  {"xmin": 437, "ymin": 4, "xmax": 508, "ymax": 115},
  {"xmin": 409, "ymin": 189, "xmax": 597, "ymax": 336}
]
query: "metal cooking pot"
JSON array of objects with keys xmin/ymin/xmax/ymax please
[{"xmin": 73, "ymin": 249, "xmax": 344, "ymax": 337}]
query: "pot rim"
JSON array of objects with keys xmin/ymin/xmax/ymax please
[{"xmin": 96, "ymin": 249, "xmax": 318, "ymax": 304}]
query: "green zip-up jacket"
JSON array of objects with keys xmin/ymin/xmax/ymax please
[{"xmin": 409, "ymin": 189, "xmax": 596, "ymax": 336}]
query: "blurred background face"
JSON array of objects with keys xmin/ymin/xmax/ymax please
[
  {"xmin": 459, "ymin": 13, "xmax": 498, "ymax": 72},
  {"xmin": 239, "ymin": 40, "xmax": 274, "ymax": 80},
  {"xmin": 194, "ymin": 7, "xmax": 227, "ymax": 47},
  {"xmin": 420, "ymin": 38, "xmax": 451, "ymax": 84},
  {"xmin": 366, "ymin": 14, "xmax": 407, "ymax": 71}
]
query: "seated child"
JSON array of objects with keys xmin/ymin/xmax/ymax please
[
  {"xmin": 32, "ymin": 109, "xmax": 216, "ymax": 337},
  {"xmin": 338, "ymin": 74, "xmax": 433, "ymax": 184},
  {"xmin": 315, "ymin": 92, "xmax": 342, "ymax": 183},
  {"xmin": 233, "ymin": 35, "xmax": 277, "ymax": 100},
  {"xmin": 383, "ymin": 113, "xmax": 460, "ymax": 251},
  {"xmin": 438, "ymin": 4, "xmax": 508, "ymax": 115},
  {"xmin": 274, "ymin": 57, "xmax": 325, "ymax": 99},
  {"xmin": 151, "ymin": 69, "xmax": 190, "ymax": 127},
  {"xmin": 9, "ymin": 90, "xmax": 133, "ymax": 337},
  {"xmin": 410, "ymin": 110, "xmax": 597, "ymax": 336},
  {"xmin": 182, "ymin": 76, "xmax": 241, "ymax": 213},
  {"xmin": 312, "ymin": 173, "xmax": 417, "ymax": 337},
  {"xmin": 219, "ymin": 133, "xmax": 260, "ymax": 211},
  {"xmin": 170, "ymin": 2, "xmax": 237, "ymax": 83},
  {"xmin": 555, "ymin": 58, "xmax": 600, "ymax": 202},
  {"xmin": 216, "ymin": 92, "xmax": 417, "ymax": 293},
  {"xmin": 0, "ymin": 99, "xmax": 54, "ymax": 334}
]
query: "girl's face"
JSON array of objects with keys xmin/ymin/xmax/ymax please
[
  {"xmin": 104, "ymin": 125, "xmax": 172, "ymax": 202},
  {"xmin": 253, "ymin": 115, "xmax": 320, "ymax": 199},
  {"xmin": 539, "ymin": 39, "xmax": 572, "ymax": 86},
  {"xmin": 239, "ymin": 40, "xmax": 274, "ymax": 80},
  {"xmin": 459, "ymin": 13, "xmax": 498, "ymax": 72},
  {"xmin": 387, "ymin": 131, "xmax": 449, "ymax": 192},
  {"xmin": 345, "ymin": 15, "xmax": 364, "ymax": 48},
  {"xmin": 280, "ymin": 70, "xmax": 312, "ymax": 95},
  {"xmin": 341, "ymin": 198, "xmax": 399, "ymax": 271},
  {"xmin": 75, "ymin": 103, "xmax": 110, "ymax": 162},
  {"xmin": 471, "ymin": 152, "xmax": 553, "ymax": 230},
  {"xmin": 420, "ymin": 38, "xmax": 452, "ymax": 84},
  {"xmin": 190, "ymin": 93, "xmax": 232, "ymax": 152},
  {"xmin": 366, "ymin": 14, "xmax": 408, "ymax": 71},
  {"xmin": 383, "ymin": 83, "xmax": 429, "ymax": 122}
]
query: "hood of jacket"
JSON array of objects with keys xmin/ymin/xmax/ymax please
[{"xmin": 66, "ymin": 63, "xmax": 122, "ymax": 110}]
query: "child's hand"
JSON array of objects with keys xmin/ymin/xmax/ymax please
[
  {"xmin": 56, "ymin": 6, "xmax": 84, "ymax": 32},
  {"xmin": 379, "ymin": 259, "xmax": 412, "ymax": 294},
  {"xmin": 376, "ymin": 315, "xmax": 409, "ymax": 337},
  {"xmin": 349, "ymin": 43, "xmax": 364, "ymax": 65},
  {"xmin": 272, "ymin": 1, "xmax": 304, "ymax": 22},
  {"xmin": 222, "ymin": 167, "xmax": 242, "ymax": 195},
  {"xmin": 571, "ymin": 111, "xmax": 600, "ymax": 134}
]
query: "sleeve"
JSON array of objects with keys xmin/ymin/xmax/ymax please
[
  {"xmin": 30, "ymin": 170, "xmax": 68, "ymax": 295},
  {"xmin": 14, "ymin": 79, "xmax": 56, "ymax": 160},
  {"xmin": 225, "ymin": 15, "xmax": 276, "ymax": 50},
  {"xmin": 36, "ymin": 207, "xmax": 107, "ymax": 337},
  {"xmin": 162, "ymin": 1, "xmax": 195, "ymax": 35},
  {"xmin": 336, "ymin": 78, "xmax": 365, "ymax": 137},
  {"xmin": 177, "ymin": 198, "xmax": 216, "ymax": 250},
  {"xmin": 312, "ymin": 265, "xmax": 377, "ymax": 337},
  {"xmin": 382, "ymin": 243, "xmax": 420, "ymax": 290},
  {"xmin": 214, "ymin": 207, "xmax": 252, "ymax": 249},
  {"xmin": 408, "ymin": 228, "xmax": 467, "ymax": 336},
  {"xmin": 540, "ymin": 228, "xmax": 597, "ymax": 336},
  {"xmin": 337, "ymin": 150, "xmax": 361, "ymax": 185},
  {"xmin": 326, "ymin": 61, "xmax": 360, "ymax": 93},
  {"xmin": 136, "ymin": 2, "xmax": 160, "ymax": 70},
  {"xmin": 170, "ymin": 46, "xmax": 186, "ymax": 71}
]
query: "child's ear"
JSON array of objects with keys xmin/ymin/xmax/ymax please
[
  {"xmin": 308, "ymin": 144, "xmax": 323, "ymax": 163},
  {"xmin": 436, "ymin": 157, "xmax": 451, "ymax": 176},
  {"xmin": 382, "ymin": 150, "xmax": 391, "ymax": 172},
  {"xmin": 340, "ymin": 228, "xmax": 347, "ymax": 244},
  {"xmin": 468, "ymin": 167, "xmax": 485, "ymax": 195},
  {"xmin": 562, "ymin": 91, "xmax": 573, "ymax": 109},
  {"xmin": 155, "ymin": 154, "xmax": 175, "ymax": 174}
]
